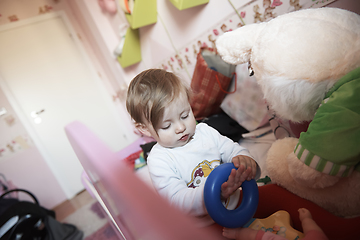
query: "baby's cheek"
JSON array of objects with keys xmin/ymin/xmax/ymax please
[{"xmin": 157, "ymin": 132, "xmax": 172, "ymax": 146}]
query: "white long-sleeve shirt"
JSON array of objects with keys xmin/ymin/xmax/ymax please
[{"xmin": 147, "ymin": 123, "xmax": 260, "ymax": 220}]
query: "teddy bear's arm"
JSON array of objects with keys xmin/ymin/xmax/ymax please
[{"xmin": 295, "ymin": 68, "xmax": 360, "ymax": 178}]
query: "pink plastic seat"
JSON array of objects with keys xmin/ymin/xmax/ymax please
[
  {"xmin": 65, "ymin": 121, "xmax": 224, "ymax": 240},
  {"xmin": 80, "ymin": 136, "xmax": 151, "ymax": 199}
]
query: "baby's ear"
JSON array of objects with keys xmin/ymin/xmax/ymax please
[{"xmin": 135, "ymin": 123, "xmax": 152, "ymax": 137}]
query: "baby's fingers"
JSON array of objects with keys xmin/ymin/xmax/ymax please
[
  {"xmin": 244, "ymin": 167, "xmax": 253, "ymax": 181},
  {"xmin": 236, "ymin": 167, "xmax": 250, "ymax": 182},
  {"xmin": 250, "ymin": 160, "xmax": 257, "ymax": 179}
]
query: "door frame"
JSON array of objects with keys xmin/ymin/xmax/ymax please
[{"xmin": 0, "ymin": 11, "xmax": 132, "ymax": 198}]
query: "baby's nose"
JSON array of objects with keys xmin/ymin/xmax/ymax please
[{"xmin": 175, "ymin": 122, "xmax": 186, "ymax": 133}]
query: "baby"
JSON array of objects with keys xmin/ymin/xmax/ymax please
[
  {"xmin": 126, "ymin": 69, "xmax": 260, "ymax": 223},
  {"xmin": 223, "ymin": 208, "xmax": 329, "ymax": 240}
]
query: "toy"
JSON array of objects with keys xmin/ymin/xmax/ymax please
[
  {"xmin": 204, "ymin": 163, "xmax": 304, "ymax": 240},
  {"xmin": 117, "ymin": 0, "xmax": 135, "ymax": 14},
  {"xmin": 204, "ymin": 163, "xmax": 259, "ymax": 228},
  {"xmin": 215, "ymin": 7, "xmax": 360, "ymax": 217},
  {"xmin": 97, "ymin": 0, "xmax": 117, "ymax": 14},
  {"xmin": 245, "ymin": 210, "xmax": 304, "ymax": 240}
]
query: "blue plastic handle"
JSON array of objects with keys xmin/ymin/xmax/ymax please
[{"xmin": 204, "ymin": 162, "xmax": 259, "ymax": 228}]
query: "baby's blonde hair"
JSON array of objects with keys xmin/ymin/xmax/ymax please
[{"xmin": 126, "ymin": 69, "xmax": 191, "ymax": 130}]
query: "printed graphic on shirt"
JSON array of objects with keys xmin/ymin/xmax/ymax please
[{"xmin": 187, "ymin": 160, "xmax": 220, "ymax": 188}]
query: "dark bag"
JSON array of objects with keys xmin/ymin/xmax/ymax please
[
  {"xmin": 201, "ymin": 112, "xmax": 249, "ymax": 142},
  {"xmin": 0, "ymin": 189, "xmax": 83, "ymax": 240},
  {"xmin": 0, "ymin": 173, "xmax": 18, "ymax": 199}
]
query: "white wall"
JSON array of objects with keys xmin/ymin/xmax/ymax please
[
  {"xmin": 0, "ymin": 87, "xmax": 67, "ymax": 209},
  {"xmin": 0, "ymin": 0, "xmax": 137, "ymax": 209}
]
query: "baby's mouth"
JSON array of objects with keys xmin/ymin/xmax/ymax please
[{"xmin": 180, "ymin": 134, "xmax": 189, "ymax": 141}]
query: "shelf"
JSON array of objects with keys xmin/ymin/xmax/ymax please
[
  {"xmin": 117, "ymin": 27, "xmax": 141, "ymax": 68},
  {"xmin": 169, "ymin": 0, "xmax": 209, "ymax": 10},
  {"xmin": 125, "ymin": 0, "xmax": 157, "ymax": 29}
]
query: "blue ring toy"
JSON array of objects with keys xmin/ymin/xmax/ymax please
[{"xmin": 204, "ymin": 163, "xmax": 259, "ymax": 228}]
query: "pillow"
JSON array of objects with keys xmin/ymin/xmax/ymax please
[{"xmin": 220, "ymin": 63, "xmax": 268, "ymax": 131}]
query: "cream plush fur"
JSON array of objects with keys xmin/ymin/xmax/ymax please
[{"xmin": 216, "ymin": 8, "xmax": 360, "ymax": 217}]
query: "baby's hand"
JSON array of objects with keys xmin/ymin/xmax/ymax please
[
  {"xmin": 221, "ymin": 156, "xmax": 257, "ymax": 200},
  {"xmin": 232, "ymin": 155, "xmax": 257, "ymax": 180}
]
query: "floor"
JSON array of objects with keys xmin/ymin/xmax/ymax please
[{"xmin": 52, "ymin": 190, "xmax": 94, "ymax": 222}]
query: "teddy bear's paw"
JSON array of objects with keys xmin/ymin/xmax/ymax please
[
  {"xmin": 216, "ymin": 22, "xmax": 267, "ymax": 65},
  {"xmin": 215, "ymin": 37, "xmax": 250, "ymax": 65},
  {"xmin": 287, "ymin": 153, "xmax": 340, "ymax": 188}
]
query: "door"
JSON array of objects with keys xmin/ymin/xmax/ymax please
[{"xmin": 0, "ymin": 12, "xmax": 135, "ymax": 198}]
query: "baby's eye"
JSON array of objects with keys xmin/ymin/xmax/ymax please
[
  {"xmin": 161, "ymin": 124, "xmax": 171, "ymax": 130},
  {"xmin": 181, "ymin": 114, "xmax": 189, "ymax": 119}
]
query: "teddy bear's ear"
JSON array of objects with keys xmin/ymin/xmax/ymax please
[{"xmin": 216, "ymin": 22, "xmax": 266, "ymax": 65}]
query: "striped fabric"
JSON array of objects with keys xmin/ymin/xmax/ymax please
[{"xmin": 294, "ymin": 143, "xmax": 353, "ymax": 177}]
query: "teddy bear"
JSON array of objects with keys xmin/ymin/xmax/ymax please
[{"xmin": 215, "ymin": 7, "xmax": 360, "ymax": 218}]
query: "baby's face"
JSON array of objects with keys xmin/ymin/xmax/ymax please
[{"xmin": 147, "ymin": 93, "xmax": 196, "ymax": 148}]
